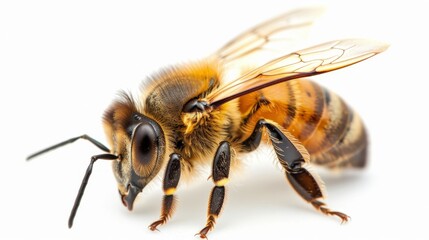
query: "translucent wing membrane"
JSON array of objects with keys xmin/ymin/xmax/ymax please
[
  {"xmin": 208, "ymin": 39, "xmax": 388, "ymax": 107},
  {"xmin": 214, "ymin": 7, "xmax": 325, "ymax": 66}
]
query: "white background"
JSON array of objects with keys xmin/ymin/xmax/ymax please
[{"xmin": 1, "ymin": 0, "xmax": 428, "ymax": 239}]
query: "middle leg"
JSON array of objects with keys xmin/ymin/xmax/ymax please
[{"xmin": 197, "ymin": 141, "xmax": 231, "ymax": 239}]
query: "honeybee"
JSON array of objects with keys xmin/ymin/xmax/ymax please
[{"xmin": 27, "ymin": 7, "xmax": 388, "ymax": 238}]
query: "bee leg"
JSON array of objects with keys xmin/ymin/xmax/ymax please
[
  {"xmin": 241, "ymin": 119, "xmax": 349, "ymax": 222},
  {"xmin": 197, "ymin": 141, "xmax": 231, "ymax": 239},
  {"xmin": 149, "ymin": 153, "xmax": 182, "ymax": 231},
  {"xmin": 286, "ymin": 166, "xmax": 349, "ymax": 223}
]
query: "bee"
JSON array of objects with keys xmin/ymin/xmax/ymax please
[{"xmin": 27, "ymin": 7, "xmax": 388, "ymax": 238}]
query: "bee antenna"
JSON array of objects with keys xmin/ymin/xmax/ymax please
[
  {"xmin": 68, "ymin": 153, "xmax": 119, "ymax": 228},
  {"xmin": 26, "ymin": 134, "xmax": 110, "ymax": 160}
]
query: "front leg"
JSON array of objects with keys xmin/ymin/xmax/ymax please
[
  {"xmin": 197, "ymin": 141, "xmax": 231, "ymax": 239},
  {"xmin": 149, "ymin": 153, "xmax": 182, "ymax": 231}
]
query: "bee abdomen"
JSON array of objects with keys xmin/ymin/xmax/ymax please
[
  {"xmin": 289, "ymin": 81, "xmax": 367, "ymax": 168},
  {"xmin": 238, "ymin": 79, "xmax": 368, "ymax": 169},
  {"xmin": 283, "ymin": 80, "xmax": 368, "ymax": 169},
  {"xmin": 310, "ymin": 108, "xmax": 368, "ymax": 169}
]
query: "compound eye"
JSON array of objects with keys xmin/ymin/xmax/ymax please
[{"xmin": 131, "ymin": 123, "xmax": 159, "ymax": 177}]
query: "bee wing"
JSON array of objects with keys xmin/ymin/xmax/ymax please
[
  {"xmin": 208, "ymin": 39, "xmax": 388, "ymax": 108},
  {"xmin": 214, "ymin": 7, "xmax": 325, "ymax": 66}
]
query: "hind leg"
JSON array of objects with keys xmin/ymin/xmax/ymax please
[
  {"xmin": 286, "ymin": 167, "xmax": 349, "ymax": 222},
  {"xmin": 241, "ymin": 119, "xmax": 349, "ymax": 222}
]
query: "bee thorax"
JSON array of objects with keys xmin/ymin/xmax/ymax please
[{"xmin": 181, "ymin": 111, "xmax": 211, "ymax": 134}]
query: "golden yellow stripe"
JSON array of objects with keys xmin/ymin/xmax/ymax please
[
  {"xmin": 215, "ymin": 178, "xmax": 229, "ymax": 187},
  {"xmin": 165, "ymin": 187, "xmax": 176, "ymax": 196}
]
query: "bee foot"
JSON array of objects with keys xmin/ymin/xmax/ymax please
[
  {"xmin": 195, "ymin": 226, "xmax": 210, "ymax": 239},
  {"xmin": 311, "ymin": 200, "xmax": 350, "ymax": 223},
  {"xmin": 334, "ymin": 212, "xmax": 350, "ymax": 224},
  {"xmin": 148, "ymin": 220, "xmax": 164, "ymax": 232}
]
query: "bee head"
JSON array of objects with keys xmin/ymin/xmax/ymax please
[{"xmin": 103, "ymin": 92, "xmax": 166, "ymax": 210}]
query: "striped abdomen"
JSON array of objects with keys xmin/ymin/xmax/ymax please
[{"xmin": 238, "ymin": 79, "xmax": 367, "ymax": 169}]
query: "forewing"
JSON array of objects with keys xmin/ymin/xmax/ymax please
[
  {"xmin": 208, "ymin": 39, "xmax": 388, "ymax": 108},
  {"xmin": 214, "ymin": 7, "xmax": 325, "ymax": 67}
]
